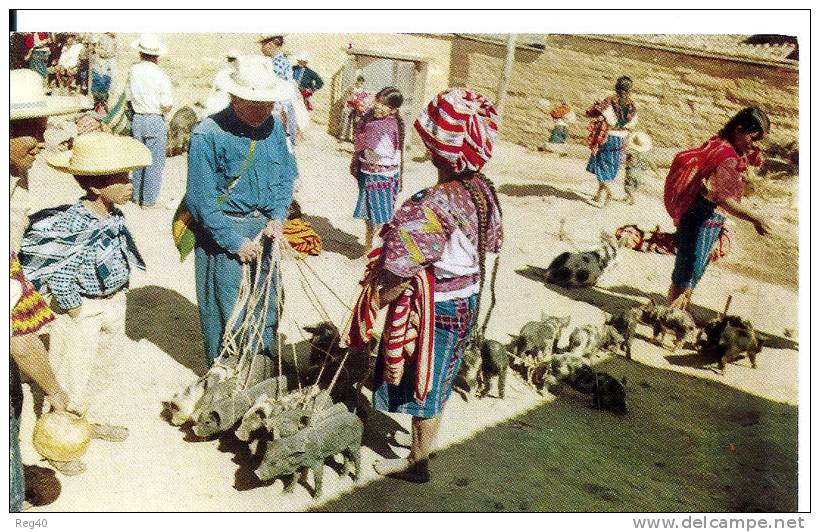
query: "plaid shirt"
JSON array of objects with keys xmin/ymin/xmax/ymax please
[
  {"xmin": 21, "ymin": 202, "xmax": 144, "ymax": 311},
  {"xmin": 271, "ymin": 52, "xmax": 293, "ymax": 82}
]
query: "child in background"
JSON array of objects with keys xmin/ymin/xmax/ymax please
[
  {"xmin": 351, "ymin": 87, "xmax": 404, "ymax": 252},
  {"xmin": 548, "ymin": 101, "xmax": 576, "ymax": 144},
  {"xmin": 343, "ymin": 73, "xmax": 372, "ymax": 142},
  {"xmin": 623, "ymin": 131, "xmax": 655, "ymax": 205},
  {"xmin": 19, "ymin": 132, "xmax": 151, "ymax": 474}
]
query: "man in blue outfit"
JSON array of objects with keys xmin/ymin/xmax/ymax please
[
  {"xmin": 258, "ymin": 34, "xmax": 300, "ymax": 144},
  {"xmin": 186, "ymin": 55, "xmax": 298, "ymax": 367}
]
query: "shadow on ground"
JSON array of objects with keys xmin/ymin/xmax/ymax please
[
  {"xmin": 498, "ymin": 183, "xmax": 589, "ymax": 204},
  {"xmin": 315, "ymin": 357, "xmax": 798, "ymax": 512},
  {"xmin": 126, "ymin": 286, "xmax": 207, "ymax": 376},
  {"xmin": 515, "ymin": 268, "xmax": 798, "ymax": 353},
  {"xmin": 304, "ymin": 215, "xmax": 366, "ymax": 260}
]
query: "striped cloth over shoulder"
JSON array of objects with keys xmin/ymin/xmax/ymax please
[{"xmin": 10, "ymin": 250, "xmax": 55, "ymax": 337}]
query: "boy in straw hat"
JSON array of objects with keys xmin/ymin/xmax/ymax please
[
  {"xmin": 187, "ymin": 55, "xmax": 297, "ymax": 367},
  {"xmin": 622, "ymin": 130, "xmax": 655, "ymax": 205},
  {"xmin": 126, "ymin": 33, "xmax": 172, "ymax": 208},
  {"xmin": 19, "ymin": 132, "xmax": 150, "ymax": 475}
]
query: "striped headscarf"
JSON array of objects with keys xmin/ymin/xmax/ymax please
[{"xmin": 414, "ymin": 88, "xmax": 499, "ymax": 174}]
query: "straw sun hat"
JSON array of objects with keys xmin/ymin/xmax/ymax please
[
  {"xmin": 216, "ymin": 55, "xmax": 292, "ymax": 102},
  {"xmin": 10, "ymin": 69, "xmax": 90, "ymax": 121},
  {"xmin": 47, "ymin": 132, "xmax": 152, "ymax": 176},
  {"xmin": 131, "ymin": 33, "xmax": 168, "ymax": 56},
  {"xmin": 626, "ymin": 131, "xmax": 653, "ymax": 153}
]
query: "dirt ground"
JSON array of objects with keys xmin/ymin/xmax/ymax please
[{"xmin": 17, "ymin": 97, "xmax": 800, "ymax": 512}]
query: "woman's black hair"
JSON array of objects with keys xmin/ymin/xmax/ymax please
[
  {"xmin": 718, "ymin": 106, "xmax": 770, "ymax": 140},
  {"xmin": 460, "ymin": 173, "xmax": 502, "ymax": 343},
  {"xmin": 615, "ymin": 76, "xmax": 633, "ymax": 93},
  {"xmin": 376, "ymin": 87, "xmax": 405, "ymax": 179}
]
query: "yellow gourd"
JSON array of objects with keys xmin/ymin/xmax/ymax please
[{"xmin": 32, "ymin": 411, "xmax": 91, "ymax": 462}]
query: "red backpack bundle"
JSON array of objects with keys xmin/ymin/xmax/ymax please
[{"xmin": 663, "ymin": 136, "xmax": 742, "ymax": 225}]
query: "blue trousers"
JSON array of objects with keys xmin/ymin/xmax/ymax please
[
  {"xmin": 194, "ymin": 214, "xmax": 279, "ymax": 366},
  {"xmin": 131, "ymin": 113, "xmax": 167, "ymax": 206},
  {"xmin": 10, "ymin": 412, "xmax": 24, "ymax": 512}
]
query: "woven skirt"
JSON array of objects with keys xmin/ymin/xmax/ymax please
[
  {"xmin": 586, "ymin": 134, "xmax": 625, "ymax": 183},
  {"xmin": 372, "ymin": 294, "xmax": 477, "ymax": 419},
  {"xmin": 671, "ymin": 197, "xmax": 725, "ymax": 289},
  {"xmin": 353, "ymin": 170, "xmax": 400, "ymax": 225}
]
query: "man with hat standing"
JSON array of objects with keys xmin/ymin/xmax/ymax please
[
  {"xmin": 292, "ymin": 51, "xmax": 323, "ymax": 111},
  {"xmin": 10, "ymin": 69, "xmax": 90, "ymax": 252},
  {"xmin": 9, "ymin": 68, "xmax": 85, "ymax": 506},
  {"xmin": 127, "ymin": 33, "xmax": 173, "ymax": 208},
  {"xmin": 186, "ymin": 55, "xmax": 298, "ymax": 368},
  {"xmin": 258, "ymin": 34, "xmax": 300, "ymax": 143}
]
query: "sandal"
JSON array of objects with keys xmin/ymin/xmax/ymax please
[
  {"xmin": 47, "ymin": 459, "xmax": 86, "ymax": 476},
  {"xmin": 91, "ymin": 423, "xmax": 129, "ymax": 442}
]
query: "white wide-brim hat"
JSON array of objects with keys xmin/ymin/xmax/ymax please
[
  {"xmin": 216, "ymin": 55, "xmax": 293, "ymax": 102},
  {"xmin": 131, "ymin": 33, "xmax": 168, "ymax": 56},
  {"xmin": 47, "ymin": 132, "xmax": 152, "ymax": 175},
  {"xmin": 226, "ymin": 48, "xmax": 241, "ymax": 60},
  {"xmin": 626, "ymin": 131, "xmax": 653, "ymax": 153},
  {"xmin": 10, "ymin": 69, "xmax": 90, "ymax": 120},
  {"xmin": 294, "ymin": 50, "xmax": 310, "ymax": 63}
]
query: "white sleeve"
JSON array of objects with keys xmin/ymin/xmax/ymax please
[{"xmin": 159, "ymin": 72, "xmax": 173, "ymax": 108}]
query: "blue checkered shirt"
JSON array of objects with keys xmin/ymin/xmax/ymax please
[
  {"xmin": 41, "ymin": 203, "xmax": 139, "ymax": 310},
  {"xmin": 271, "ymin": 52, "xmax": 293, "ymax": 82}
]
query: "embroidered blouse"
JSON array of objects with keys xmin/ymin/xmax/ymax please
[{"xmin": 380, "ymin": 176, "xmax": 503, "ymax": 301}]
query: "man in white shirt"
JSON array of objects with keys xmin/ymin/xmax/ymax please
[
  {"xmin": 126, "ymin": 34, "xmax": 173, "ymax": 208},
  {"xmin": 51, "ymin": 33, "xmax": 84, "ymax": 92}
]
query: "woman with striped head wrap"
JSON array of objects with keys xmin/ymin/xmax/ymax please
[{"xmin": 367, "ymin": 87, "xmax": 503, "ymax": 483}]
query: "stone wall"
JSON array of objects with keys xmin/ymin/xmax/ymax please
[
  {"xmin": 108, "ymin": 33, "xmax": 797, "ymax": 150},
  {"xmin": 445, "ymin": 35, "xmax": 798, "ymax": 149}
]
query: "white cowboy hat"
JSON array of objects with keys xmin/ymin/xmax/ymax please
[
  {"xmin": 226, "ymin": 48, "xmax": 241, "ymax": 60},
  {"xmin": 257, "ymin": 34, "xmax": 283, "ymax": 44},
  {"xmin": 47, "ymin": 132, "xmax": 152, "ymax": 176},
  {"xmin": 626, "ymin": 131, "xmax": 653, "ymax": 153},
  {"xmin": 131, "ymin": 33, "xmax": 168, "ymax": 56},
  {"xmin": 216, "ymin": 55, "xmax": 292, "ymax": 102},
  {"xmin": 10, "ymin": 69, "xmax": 90, "ymax": 120},
  {"xmin": 294, "ymin": 50, "xmax": 310, "ymax": 63}
]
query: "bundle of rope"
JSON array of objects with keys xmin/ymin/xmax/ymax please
[
  {"xmin": 166, "ymin": 238, "xmax": 280, "ymax": 427},
  {"xmin": 168, "ymin": 230, "xmax": 362, "ymax": 437}
]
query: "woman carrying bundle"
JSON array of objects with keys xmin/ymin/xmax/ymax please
[{"xmin": 665, "ymin": 107, "xmax": 772, "ymax": 310}]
